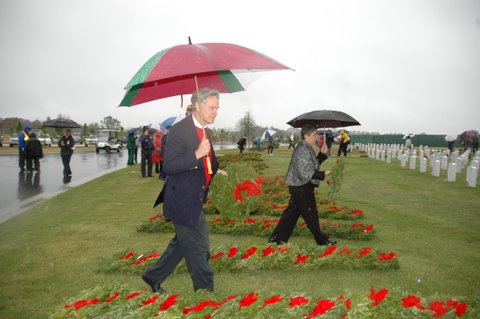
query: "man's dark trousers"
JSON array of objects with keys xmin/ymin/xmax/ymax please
[{"xmin": 144, "ymin": 211, "xmax": 213, "ymax": 291}]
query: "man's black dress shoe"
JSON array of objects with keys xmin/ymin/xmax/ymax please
[
  {"xmin": 142, "ymin": 274, "xmax": 167, "ymax": 294},
  {"xmin": 267, "ymin": 236, "xmax": 286, "ymax": 245},
  {"xmin": 318, "ymin": 238, "xmax": 337, "ymax": 246}
]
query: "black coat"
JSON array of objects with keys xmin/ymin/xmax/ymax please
[{"xmin": 25, "ymin": 136, "xmax": 43, "ymax": 159}]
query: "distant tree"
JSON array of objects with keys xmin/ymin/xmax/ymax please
[
  {"xmin": 56, "ymin": 113, "xmax": 70, "ymax": 119},
  {"xmin": 81, "ymin": 124, "xmax": 89, "ymax": 140},
  {"xmin": 237, "ymin": 111, "xmax": 256, "ymax": 146},
  {"xmin": 100, "ymin": 116, "xmax": 121, "ymax": 129}
]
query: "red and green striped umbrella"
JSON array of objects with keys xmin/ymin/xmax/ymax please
[{"xmin": 119, "ymin": 39, "xmax": 291, "ymax": 106}]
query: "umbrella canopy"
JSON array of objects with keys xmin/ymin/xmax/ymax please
[
  {"xmin": 287, "ymin": 110, "xmax": 361, "ymax": 128},
  {"xmin": 160, "ymin": 114, "xmax": 185, "ymax": 131},
  {"xmin": 43, "ymin": 118, "xmax": 81, "ymax": 129},
  {"xmin": 445, "ymin": 133, "xmax": 457, "ymax": 142},
  {"xmin": 403, "ymin": 133, "xmax": 415, "ymax": 139},
  {"xmin": 261, "ymin": 129, "xmax": 278, "ymax": 141},
  {"xmin": 459, "ymin": 130, "xmax": 479, "ymax": 144},
  {"xmin": 119, "ymin": 38, "xmax": 291, "ymax": 106}
]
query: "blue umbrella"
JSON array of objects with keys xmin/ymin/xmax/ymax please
[{"xmin": 161, "ymin": 116, "xmax": 177, "ymax": 128}]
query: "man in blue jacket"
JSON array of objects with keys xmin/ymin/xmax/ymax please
[
  {"xmin": 18, "ymin": 124, "xmax": 32, "ymax": 172},
  {"xmin": 142, "ymin": 88, "xmax": 223, "ymax": 293}
]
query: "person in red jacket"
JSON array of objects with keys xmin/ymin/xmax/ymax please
[{"xmin": 152, "ymin": 130, "xmax": 163, "ymax": 175}]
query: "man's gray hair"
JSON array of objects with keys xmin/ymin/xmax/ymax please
[{"xmin": 191, "ymin": 88, "xmax": 220, "ymax": 106}]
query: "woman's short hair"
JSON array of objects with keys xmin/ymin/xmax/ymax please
[{"xmin": 301, "ymin": 125, "xmax": 317, "ymax": 139}]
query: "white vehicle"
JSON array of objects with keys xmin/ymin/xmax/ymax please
[
  {"xmin": 96, "ymin": 129, "xmax": 122, "ymax": 153},
  {"xmin": 37, "ymin": 134, "xmax": 52, "ymax": 147}
]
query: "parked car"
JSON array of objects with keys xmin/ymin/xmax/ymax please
[
  {"xmin": 0, "ymin": 135, "xmax": 3, "ymax": 147},
  {"xmin": 9, "ymin": 137, "xmax": 19, "ymax": 147},
  {"xmin": 37, "ymin": 133, "xmax": 52, "ymax": 147}
]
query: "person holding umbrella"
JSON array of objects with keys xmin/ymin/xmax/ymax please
[
  {"xmin": 142, "ymin": 88, "xmax": 226, "ymax": 294},
  {"xmin": 268, "ymin": 125, "xmax": 336, "ymax": 247},
  {"xmin": 58, "ymin": 129, "xmax": 75, "ymax": 179}
]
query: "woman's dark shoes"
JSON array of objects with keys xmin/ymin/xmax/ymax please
[
  {"xmin": 267, "ymin": 236, "xmax": 286, "ymax": 245},
  {"xmin": 142, "ymin": 274, "xmax": 167, "ymax": 294}
]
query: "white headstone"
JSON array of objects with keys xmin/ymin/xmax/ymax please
[
  {"xmin": 432, "ymin": 160, "xmax": 441, "ymax": 177},
  {"xmin": 400, "ymin": 154, "xmax": 407, "ymax": 167},
  {"xmin": 471, "ymin": 160, "xmax": 479, "ymax": 170},
  {"xmin": 441, "ymin": 156, "xmax": 448, "ymax": 170},
  {"xmin": 409, "ymin": 156, "xmax": 416, "ymax": 170},
  {"xmin": 386, "ymin": 150, "xmax": 392, "ymax": 163},
  {"xmin": 466, "ymin": 166, "xmax": 478, "ymax": 187},
  {"xmin": 447, "ymin": 163, "xmax": 457, "ymax": 182},
  {"xmin": 380, "ymin": 150, "xmax": 385, "ymax": 161},
  {"xmin": 420, "ymin": 157, "xmax": 427, "ymax": 172}
]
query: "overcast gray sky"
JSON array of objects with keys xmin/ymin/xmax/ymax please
[{"xmin": 1, "ymin": 0, "xmax": 479, "ymax": 134}]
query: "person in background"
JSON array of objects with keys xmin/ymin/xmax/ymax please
[
  {"xmin": 58, "ymin": 129, "xmax": 75, "ymax": 177},
  {"xmin": 267, "ymin": 135, "xmax": 274, "ymax": 155},
  {"xmin": 288, "ymin": 134, "xmax": 296, "ymax": 150},
  {"xmin": 185, "ymin": 104, "xmax": 193, "ymax": 116},
  {"xmin": 126, "ymin": 131, "xmax": 136, "ymax": 165},
  {"xmin": 25, "ymin": 132, "xmax": 43, "ymax": 173},
  {"xmin": 268, "ymin": 124, "xmax": 336, "ymax": 246},
  {"xmin": 18, "ymin": 124, "xmax": 32, "ymax": 172},
  {"xmin": 153, "ymin": 130, "xmax": 164, "ymax": 175},
  {"xmin": 404, "ymin": 133, "xmax": 414, "ymax": 152},
  {"xmin": 159, "ymin": 126, "xmax": 170, "ymax": 180},
  {"xmin": 337, "ymin": 130, "xmax": 350, "ymax": 156},
  {"xmin": 138, "ymin": 127, "xmax": 154, "ymax": 177},
  {"xmin": 237, "ymin": 135, "xmax": 247, "ymax": 154},
  {"xmin": 142, "ymin": 88, "xmax": 225, "ymax": 294},
  {"xmin": 325, "ymin": 130, "xmax": 334, "ymax": 156}
]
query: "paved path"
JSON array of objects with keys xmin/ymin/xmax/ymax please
[{"xmin": 0, "ymin": 150, "xmax": 126, "ymax": 223}]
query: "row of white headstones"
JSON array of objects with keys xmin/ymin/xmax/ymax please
[{"xmin": 355, "ymin": 143, "xmax": 479, "ymax": 187}]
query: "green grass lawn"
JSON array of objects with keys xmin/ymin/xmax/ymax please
[{"xmin": 0, "ymin": 146, "xmax": 479, "ymax": 318}]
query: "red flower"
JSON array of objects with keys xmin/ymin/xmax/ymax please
[
  {"xmin": 141, "ymin": 295, "xmax": 159, "ymax": 306},
  {"xmin": 183, "ymin": 300, "xmax": 218, "ymax": 314},
  {"xmin": 262, "ymin": 220, "xmax": 272, "ymax": 230},
  {"xmin": 262, "ymin": 246, "xmax": 276, "ymax": 257},
  {"xmin": 350, "ymin": 209, "xmax": 363, "ymax": 215},
  {"xmin": 148, "ymin": 214, "xmax": 162, "ymax": 221},
  {"xmin": 239, "ymin": 292, "xmax": 259, "ymax": 307},
  {"xmin": 278, "ymin": 246, "xmax": 290, "ymax": 252},
  {"xmin": 350, "ymin": 223, "xmax": 364, "ymax": 229},
  {"xmin": 428, "ymin": 301, "xmax": 449, "ymax": 317},
  {"xmin": 261, "ymin": 295, "xmax": 283, "ymax": 308},
  {"xmin": 120, "ymin": 251, "xmax": 135, "ymax": 260},
  {"xmin": 159, "ymin": 294, "xmax": 179, "ymax": 311},
  {"xmin": 64, "ymin": 298, "xmax": 99, "ymax": 310},
  {"xmin": 243, "ymin": 218, "xmax": 257, "ymax": 224},
  {"xmin": 358, "ymin": 247, "xmax": 372, "ymax": 257},
  {"xmin": 241, "ymin": 246, "xmax": 258, "ymax": 259},
  {"xmin": 210, "ymin": 217, "xmax": 221, "ymax": 224},
  {"xmin": 210, "ymin": 251, "xmax": 224, "ymax": 259},
  {"xmin": 225, "ymin": 220, "xmax": 235, "ymax": 225},
  {"xmin": 227, "ymin": 247, "xmax": 239, "ymax": 258},
  {"xmin": 402, "ymin": 295, "xmax": 425, "ymax": 310},
  {"xmin": 233, "ymin": 180, "xmax": 262, "ymax": 203},
  {"xmin": 273, "ymin": 204, "xmax": 288, "ymax": 209},
  {"xmin": 126, "ymin": 292, "xmax": 141, "ymax": 300},
  {"xmin": 339, "ymin": 248, "xmax": 352, "ymax": 254},
  {"xmin": 294, "ymin": 253, "xmax": 310, "ymax": 264},
  {"xmin": 255, "ymin": 177, "xmax": 265, "ymax": 186},
  {"xmin": 363, "ymin": 225, "xmax": 374, "ymax": 232},
  {"xmin": 319, "ymin": 245, "xmax": 337, "ymax": 258},
  {"xmin": 289, "ymin": 296, "xmax": 309, "ymax": 308},
  {"xmin": 369, "ymin": 286, "xmax": 389, "ymax": 306},
  {"xmin": 307, "ymin": 299, "xmax": 336, "ymax": 318},
  {"xmin": 105, "ymin": 292, "xmax": 120, "ymax": 303},
  {"xmin": 447, "ymin": 300, "xmax": 467, "ymax": 317},
  {"xmin": 344, "ymin": 298, "xmax": 352, "ymax": 310},
  {"xmin": 377, "ymin": 252, "xmax": 397, "ymax": 261}
]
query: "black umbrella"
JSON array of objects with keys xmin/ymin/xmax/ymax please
[
  {"xmin": 287, "ymin": 110, "xmax": 361, "ymax": 128},
  {"xmin": 43, "ymin": 118, "xmax": 81, "ymax": 129}
]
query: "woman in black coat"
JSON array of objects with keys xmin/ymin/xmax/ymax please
[
  {"xmin": 25, "ymin": 132, "xmax": 43, "ymax": 172},
  {"xmin": 268, "ymin": 125, "xmax": 336, "ymax": 246}
]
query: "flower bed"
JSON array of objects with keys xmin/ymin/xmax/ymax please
[
  {"xmin": 138, "ymin": 215, "xmax": 374, "ymax": 240},
  {"xmin": 51, "ymin": 285, "xmax": 477, "ymax": 318},
  {"xmin": 96, "ymin": 243, "xmax": 398, "ymax": 275}
]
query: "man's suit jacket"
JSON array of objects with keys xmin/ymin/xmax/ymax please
[{"xmin": 160, "ymin": 115, "xmax": 219, "ymax": 226}]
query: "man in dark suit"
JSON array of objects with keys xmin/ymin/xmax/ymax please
[{"xmin": 142, "ymin": 88, "xmax": 223, "ymax": 293}]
